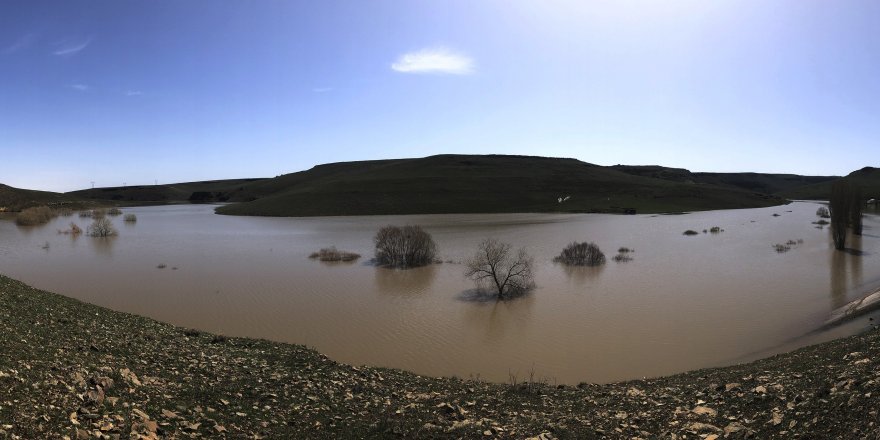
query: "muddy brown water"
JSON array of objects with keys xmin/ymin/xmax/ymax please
[{"xmin": 1, "ymin": 202, "xmax": 878, "ymax": 384}]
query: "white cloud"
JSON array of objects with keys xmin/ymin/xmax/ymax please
[
  {"xmin": 53, "ymin": 38, "xmax": 92, "ymax": 56},
  {"xmin": 391, "ymin": 47, "xmax": 473, "ymax": 75},
  {"xmin": 69, "ymin": 83, "xmax": 89, "ymax": 91},
  {"xmin": 3, "ymin": 33, "xmax": 36, "ymax": 54}
]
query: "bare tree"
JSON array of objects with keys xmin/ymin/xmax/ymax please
[
  {"xmin": 465, "ymin": 238, "xmax": 535, "ymax": 299},
  {"xmin": 87, "ymin": 218, "xmax": 118, "ymax": 237},
  {"xmin": 830, "ymin": 180, "xmax": 850, "ymax": 250},
  {"xmin": 553, "ymin": 242, "xmax": 605, "ymax": 266},
  {"xmin": 374, "ymin": 225, "xmax": 436, "ymax": 268},
  {"xmin": 850, "ymin": 185, "xmax": 864, "ymax": 236}
]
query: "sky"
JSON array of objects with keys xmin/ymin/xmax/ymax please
[{"xmin": 1, "ymin": 0, "xmax": 879, "ymax": 192}]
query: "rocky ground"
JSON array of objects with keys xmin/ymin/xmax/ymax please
[{"xmin": 1, "ymin": 274, "xmax": 879, "ymax": 439}]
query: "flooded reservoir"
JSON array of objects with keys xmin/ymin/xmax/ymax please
[{"xmin": 1, "ymin": 201, "xmax": 878, "ymax": 384}]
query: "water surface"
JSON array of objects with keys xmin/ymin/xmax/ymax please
[{"xmin": 1, "ymin": 202, "xmax": 878, "ymax": 384}]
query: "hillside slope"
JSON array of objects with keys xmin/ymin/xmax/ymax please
[
  {"xmin": 66, "ymin": 178, "xmax": 267, "ymax": 204},
  {"xmin": 778, "ymin": 167, "xmax": 880, "ymax": 200},
  {"xmin": 0, "ymin": 184, "xmax": 68, "ymax": 211},
  {"xmin": 216, "ymin": 155, "xmax": 785, "ymax": 216},
  {"xmin": 610, "ymin": 165, "xmax": 837, "ymax": 195}
]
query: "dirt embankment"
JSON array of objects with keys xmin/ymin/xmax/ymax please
[{"xmin": 1, "ymin": 274, "xmax": 879, "ymax": 439}]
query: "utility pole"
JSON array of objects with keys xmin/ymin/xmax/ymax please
[{"xmin": 91, "ymin": 181, "xmax": 94, "ymax": 189}]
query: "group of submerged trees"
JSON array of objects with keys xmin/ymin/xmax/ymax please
[
  {"xmin": 15, "ymin": 206, "xmax": 136, "ymax": 237},
  {"xmin": 367, "ymin": 225, "xmax": 608, "ymax": 300},
  {"xmin": 829, "ymin": 180, "xmax": 864, "ymax": 250}
]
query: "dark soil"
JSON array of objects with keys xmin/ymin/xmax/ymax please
[{"xmin": 2, "ymin": 274, "xmax": 879, "ymax": 439}]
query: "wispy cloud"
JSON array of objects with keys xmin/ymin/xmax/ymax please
[
  {"xmin": 3, "ymin": 33, "xmax": 36, "ymax": 54},
  {"xmin": 391, "ymin": 47, "xmax": 474, "ymax": 75},
  {"xmin": 312, "ymin": 87, "xmax": 333, "ymax": 93},
  {"xmin": 69, "ymin": 84, "xmax": 89, "ymax": 91},
  {"xmin": 125, "ymin": 90, "xmax": 143, "ymax": 96},
  {"xmin": 53, "ymin": 38, "xmax": 92, "ymax": 56}
]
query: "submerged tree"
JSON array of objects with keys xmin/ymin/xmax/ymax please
[
  {"xmin": 464, "ymin": 238, "xmax": 535, "ymax": 299},
  {"xmin": 373, "ymin": 225, "xmax": 436, "ymax": 268},
  {"xmin": 850, "ymin": 185, "xmax": 864, "ymax": 236},
  {"xmin": 829, "ymin": 180, "xmax": 851, "ymax": 250}
]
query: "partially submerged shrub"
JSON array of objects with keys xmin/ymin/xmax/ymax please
[
  {"xmin": 813, "ymin": 219, "xmax": 829, "ymax": 225},
  {"xmin": 816, "ymin": 206, "xmax": 830, "ymax": 218},
  {"xmin": 772, "ymin": 243, "xmax": 791, "ymax": 253},
  {"xmin": 58, "ymin": 223, "xmax": 82, "ymax": 235},
  {"xmin": 309, "ymin": 246, "xmax": 361, "ymax": 262},
  {"xmin": 617, "ymin": 247, "xmax": 633, "ymax": 253},
  {"xmin": 374, "ymin": 225, "xmax": 436, "ymax": 268},
  {"xmin": 15, "ymin": 206, "xmax": 56, "ymax": 226},
  {"xmin": 108, "ymin": 207, "xmax": 123, "ymax": 216},
  {"xmin": 612, "ymin": 253, "xmax": 633, "ymax": 263},
  {"xmin": 87, "ymin": 218, "xmax": 117, "ymax": 237},
  {"xmin": 553, "ymin": 242, "xmax": 605, "ymax": 266},
  {"xmin": 683, "ymin": 230, "xmax": 699, "ymax": 236},
  {"xmin": 92, "ymin": 209, "xmax": 107, "ymax": 219},
  {"xmin": 59, "ymin": 208, "xmax": 73, "ymax": 217},
  {"xmin": 123, "ymin": 213, "xmax": 137, "ymax": 223},
  {"xmin": 79, "ymin": 210, "xmax": 93, "ymax": 218},
  {"xmin": 709, "ymin": 226, "xmax": 723, "ymax": 233}
]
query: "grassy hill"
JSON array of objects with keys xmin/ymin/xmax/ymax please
[
  {"xmin": 0, "ymin": 184, "xmax": 69, "ymax": 212},
  {"xmin": 611, "ymin": 165, "xmax": 837, "ymax": 195},
  {"xmin": 66, "ymin": 178, "xmax": 267, "ymax": 204},
  {"xmin": 216, "ymin": 155, "xmax": 785, "ymax": 217},
  {"xmin": 778, "ymin": 167, "xmax": 880, "ymax": 200}
]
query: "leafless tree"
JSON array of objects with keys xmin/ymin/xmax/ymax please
[
  {"xmin": 374, "ymin": 225, "xmax": 436, "ymax": 268},
  {"xmin": 465, "ymin": 238, "xmax": 535, "ymax": 299},
  {"xmin": 87, "ymin": 218, "xmax": 117, "ymax": 237},
  {"xmin": 553, "ymin": 241, "xmax": 605, "ymax": 266},
  {"xmin": 830, "ymin": 180, "xmax": 850, "ymax": 250},
  {"xmin": 851, "ymin": 185, "xmax": 864, "ymax": 235}
]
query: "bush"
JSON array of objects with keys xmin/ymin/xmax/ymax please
[
  {"xmin": 92, "ymin": 209, "xmax": 107, "ymax": 219},
  {"xmin": 123, "ymin": 214, "xmax": 137, "ymax": 223},
  {"xmin": 618, "ymin": 247, "xmax": 633, "ymax": 253},
  {"xmin": 87, "ymin": 218, "xmax": 117, "ymax": 237},
  {"xmin": 683, "ymin": 230, "xmax": 699, "ymax": 236},
  {"xmin": 816, "ymin": 206, "xmax": 830, "ymax": 218},
  {"xmin": 58, "ymin": 223, "xmax": 82, "ymax": 235},
  {"xmin": 309, "ymin": 247, "xmax": 361, "ymax": 262},
  {"xmin": 612, "ymin": 253, "xmax": 633, "ymax": 262},
  {"xmin": 374, "ymin": 225, "xmax": 436, "ymax": 268},
  {"xmin": 553, "ymin": 242, "xmax": 605, "ymax": 266},
  {"xmin": 108, "ymin": 207, "xmax": 123, "ymax": 216},
  {"xmin": 709, "ymin": 226, "xmax": 723, "ymax": 233},
  {"xmin": 465, "ymin": 238, "xmax": 535, "ymax": 299},
  {"xmin": 813, "ymin": 219, "xmax": 829, "ymax": 225},
  {"xmin": 15, "ymin": 206, "xmax": 56, "ymax": 226},
  {"xmin": 772, "ymin": 243, "xmax": 791, "ymax": 253},
  {"xmin": 79, "ymin": 210, "xmax": 93, "ymax": 218}
]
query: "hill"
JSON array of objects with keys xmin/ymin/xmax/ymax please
[
  {"xmin": 0, "ymin": 184, "xmax": 69, "ymax": 212},
  {"xmin": 778, "ymin": 167, "xmax": 880, "ymax": 200},
  {"xmin": 66, "ymin": 178, "xmax": 267, "ymax": 204},
  {"xmin": 610, "ymin": 165, "xmax": 837, "ymax": 195},
  {"xmin": 216, "ymin": 155, "xmax": 785, "ymax": 216}
]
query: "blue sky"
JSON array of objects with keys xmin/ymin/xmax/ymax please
[{"xmin": 2, "ymin": 0, "xmax": 878, "ymax": 192}]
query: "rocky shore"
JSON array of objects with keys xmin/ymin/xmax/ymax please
[{"xmin": 1, "ymin": 274, "xmax": 879, "ymax": 439}]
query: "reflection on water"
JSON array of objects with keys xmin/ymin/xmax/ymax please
[{"xmin": 0, "ymin": 202, "xmax": 879, "ymax": 384}]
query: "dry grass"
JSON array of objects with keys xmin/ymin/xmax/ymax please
[
  {"xmin": 15, "ymin": 206, "xmax": 56, "ymax": 226},
  {"xmin": 309, "ymin": 247, "xmax": 361, "ymax": 262},
  {"xmin": 58, "ymin": 223, "xmax": 83, "ymax": 235}
]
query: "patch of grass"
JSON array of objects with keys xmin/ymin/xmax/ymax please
[{"xmin": 308, "ymin": 247, "xmax": 361, "ymax": 262}]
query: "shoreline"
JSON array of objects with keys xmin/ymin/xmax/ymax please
[{"xmin": 2, "ymin": 274, "xmax": 879, "ymax": 438}]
